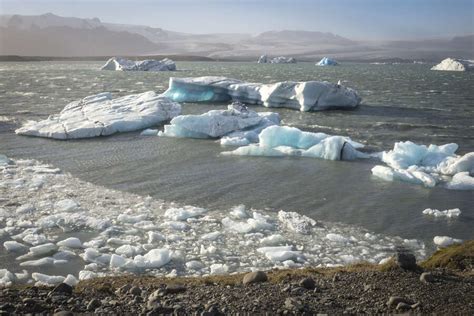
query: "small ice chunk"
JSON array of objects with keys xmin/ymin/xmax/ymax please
[
  {"xmin": 257, "ymin": 246, "xmax": 302, "ymax": 262},
  {"xmin": 110, "ymin": 254, "xmax": 127, "ymax": 268},
  {"xmin": 115, "ymin": 244, "xmax": 137, "ymax": 257},
  {"xmin": 32, "ymin": 273, "xmax": 65, "ymax": 286},
  {"xmin": 186, "ymin": 260, "xmax": 204, "ymax": 270},
  {"xmin": 16, "ymin": 203, "xmax": 36, "ymax": 214},
  {"xmin": 260, "ymin": 234, "xmax": 286, "ymax": 246},
  {"xmin": 55, "ymin": 199, "xmax": 79, "ymax": 212},
  {"xmin": 140, "ymin": 128, "xmax": 158, "ymax": 136},
  {"xmin": 200, "ymin": 232, "xmax": 222, "ymax": 241},
  {"xmin": 148, "ymin": 231, "xmax": 166, "ymax": 243},
  {"xmin": 117, "ymin": 213, "xmax": 148, "ymax": 224},
  {"xmin": 63, "ymin": 274, "xmax": 79, "ymax": 287},
  {"xmin": 79, "ymin": 270, "xmax": 97, "ymax": 280},
  {"xmin": 164, "ymin": 206, "xmax": 208, "ymax": 221},
  {"xmin": 29, "ymin": 243, "xmax": 58, "ymax": 257},
  {"xmin": 422, "ymin": 208, "xmax": 461, "ymax": 218},
  {"xmin": 278, "ymin": 211, "xmax": 317, "ymax": 234},
  {"xmin": 3, "ymin": 240, "xmax": 27, "ymax": 252},
  {"xmin": 326, "ymin": 233, "xmax": 349, "ymax": 243},
  {"xmin": 20, "ymin": 257, "xmax": 55, "ymax": 267},
  {"xmin": 57, "ymin": 237, "xmax": 83, "ymax": 248},
  {"xmin": 136, "ymin": 248, "xmax": 170, "ymax": 268},
  {"xmin": 210, "ymin": 263, "xmax": 229, "ymax": 275},
  {"xmin": 229, "ymin": 205, "xmax": 249, "ymax": 219},
  {"xmin": 446, "ymin": 172, "xmax": 474, "ymax": 190},
  {"xmin": 433, "ymin": 236, "xmax": 463, "ymax": 247}
]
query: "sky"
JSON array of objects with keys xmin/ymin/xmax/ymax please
[{"xmin": 1, "ymin": 0, "xmax": 473, "ymax": 40}]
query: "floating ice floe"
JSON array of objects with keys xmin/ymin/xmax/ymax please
[
  {"xmin": 316, "ymin": 57, "xmax": 338, "ymax": 66},
  {"xmin": 222, "ymin": 125, "xmax": 368, "ymax": 161},
  {"xmin": 371, "ymin": 141, "xmax": 474, "ymax": 190},
  {"xmin": 15, "ymin": 91, "xmax": 181, "ymax": 139},
  {"xmin": 257, "ymin": 55, "xmax": 296, "ymax": 64},
  {"xmin": 0, "ymin": 155, "xmax": 426, "ymax": 287},
  {"xmin": 101, "ymin": 57, "xmax": 176, "ymax": 71},
  {"xmin": 163, "ymin": 76, "xmax": 361, "ymax": 112},
  {"xmin": 431, "ymin": 58, "xmax": 474, "ymax": 72},
  {"xmin": 159, "ymin": 102, "xmax": 280, "ymax": 146},
  {"xmin": 433, "ymin": 236, "xmax": 463, "ymax": 248},
  {"xmin": 422, "ymin": 208, "xmax": 461, "ymax": 219}
]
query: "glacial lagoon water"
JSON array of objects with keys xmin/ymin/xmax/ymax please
[{"xmin": 0, "ymin": 61, "xmax": 473, "ymax": 257}]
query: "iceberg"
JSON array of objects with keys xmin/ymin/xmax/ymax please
[
  {"xmin": 16, "ymin": 91, "xmax": 181, "ymax": 139},
  {"xmin": 163, "ymin": 76, "xmax": 361, "ymax": 112},
  {"xmin": 257, "ymin": 55, "xmax": 268, "ymax": 63},
  {"xmin": 159, "ymin": 102, "xmax": 280, "ymax": 145},
  {"xmin": 222, "ymin": 125, "xmax": 367, "ymax": 161},
  {"xmin": 431, "ymin": 58, "xmax": 474, "ymax": 72},
  {"xmin": 371, "ymin": 141, "xmax": 474, "ymax": 189},
  {"xmin": 257, "ymin": 55, "xmax": 296, "ymax": 64},
  {"xmin": 316, "ymin": 57, "xmax": 338, "ymax": 66},
  {"xmin": 101, "ymin": 57, "xmax": 176, "ymax": 71}
]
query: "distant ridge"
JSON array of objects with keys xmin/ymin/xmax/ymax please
[{"xmin": 0, "ymin": 13, "xmax": 472, "ymax": 60}]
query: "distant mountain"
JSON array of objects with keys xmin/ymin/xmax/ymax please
[
  {"xmin": 0, "ymin": 13, "xmax": 472, "ymax": 60},
  {"xmin": 251, "ymin": 30, "xmax": 355, "ymax": 46}
]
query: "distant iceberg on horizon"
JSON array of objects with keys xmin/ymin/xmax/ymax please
[
  {"xmin": 163, "ymin": 76, "xmax": 361, "ymax": 112},
  {"xmin": 316, "ymin": 57, "xmax": 338, "ymax": 66},
  {"xmin": 257, "ymin": 55, "xmax": 297, "ymax": 64},
  {"xmin": 101, "ymin": 57, "xmax": 176, "ymax": 71},
  {"xmin": 431, "ymin": 58, "xmax": 474, "ymax": 72}
]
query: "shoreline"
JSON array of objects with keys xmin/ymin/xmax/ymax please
[
  {"xmin": 2, "ymin": 243, "xmax": 473, "ymax": 314},
  {"xmin": 0, "ymin": 54, "xmax": 428, "ymax": 64}
]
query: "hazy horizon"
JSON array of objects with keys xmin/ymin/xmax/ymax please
[{"xmin": 1, "ymin": 0, "xmax": 473, "ymax": 40}]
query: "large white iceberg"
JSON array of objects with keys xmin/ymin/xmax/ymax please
[
  {"xmin": 222, "ymin": 125, "xmax": 367, "ymax": 161},
  {"xmin": 159, "ymin": 102, "xmax": 280, "ymax": 145},
  {"xmin": 163, "ymin": 76, "xmax": 361, "ymax": 112},
  {"xmin": 16, "ymin": 92, "xmax": 181, "ymax": 139},
  {"xmin": 371, "ymin": 141, "xmax": 474, "ymax": 189},
  {"xmin": 431, "ymin": 58, "xmax": 474, "ymax": 72},
  {"xmin": 101, "ymin": 57, "xmax": 176, "ymax": 71},
  {"xmin": 316, "ymin": 57, "xmax": 338, "ymax": 66},
  {"xmin": 257, "ymin": 55, "xmax": 296, "ymax": 64}
]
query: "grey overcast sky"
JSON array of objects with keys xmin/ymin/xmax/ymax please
[{"xmin": 1, "ymin": 0, "xmax": 473, "ymax": 39}]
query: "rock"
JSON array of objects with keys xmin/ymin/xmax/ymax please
[
  {"xmin": 284, "ymin": 298, "xmax": 303, "ymax": 311},
  {"xmin": 87, "ymin": 298, "xmax": 101, "ymax": 311},
  {"xmin": 147, "ymin": 290, "xmax": 161, "ymax": 309},
  {"xmin": 395, "ymin": 251, "xmax": 418, "ymax": 270},
  {"xmin": 129, "ymin": 286, "xmax": 142, "ymax": 296},
  {"xmin": 396, "ymin": 302, "xmax": 412, "ymax": 311},
  {"xmin": 420, "ymin": 272, "xmax": 435, "ymax": 283},
  {"xmin": 299, "ymin": 277, "xmax": 316, "ymax": 290},
  {"xmin": 0, "ymin": 303, "xmax": 14, "ymax": 312},
  {"xmin": 242, "ymin": 271, "xmax": 268, "ymax": 285},
  {"xmin": 165, "ymin": 284, "xmax": 187, "ymax": 294},
  {"xmin": 49, "ymin": 283, "xmax": 73, "ymax": 296},
  {"xmin": 53, "ymin": 311, "xmax": 74, "ymax": 316},
  {"xmin": 116, "ymin": 284, "xmax": 132, "ymax": 295},
  {"xmin": 387, "ymin": 296, "xmax": 414, "ymax": 308},
  {"xmin": 201, "ymin": 304, "xmax": 222, "ymax": 316}
]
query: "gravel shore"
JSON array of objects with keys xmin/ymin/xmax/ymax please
[{"xmin": 1, "ymin": 261, "xmax": 472, "ymax": 315}]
